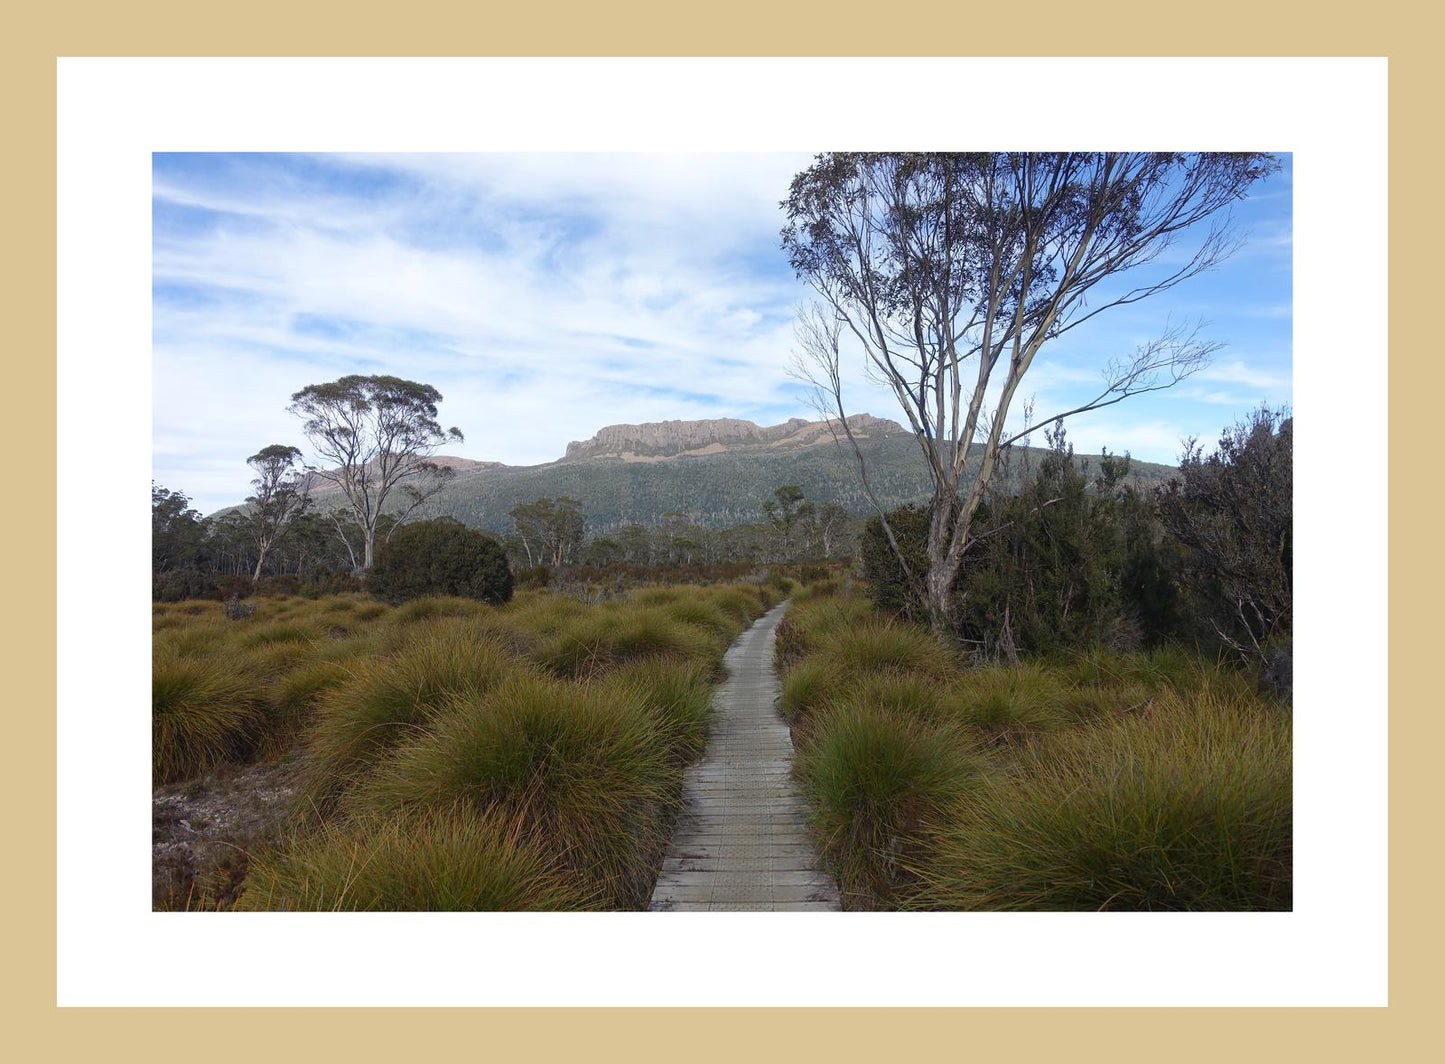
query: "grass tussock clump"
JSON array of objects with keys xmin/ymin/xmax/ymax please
[
  {"xmin": 153, "ymin": 646, "xmax": 264, "ymax": 784},
  {"xmin": 151, "ymin": 581, "xmax": 790, "ymax": 909},
  {"xmin": 355, "ymin": 671, "xmax": 680, "ymax": 907},
  {"xmin": 943, "ymin": 664, "xmax": 1070, "ymax": 743},
  {"xmin": 779, "ymin": 658, "xmax": 841, "ymax": 723},
  {"xmin": 303, "ymin": 625, "xmax": 524, "ymax": 803},
  {"xmin": 237, "ymin": 808, "xmax": 597, "ymax": 911},
  {"xmin": 909, "ymin": 689, "xmax": 1292, "ymax": 911},
  {"xmin": 530, "ymin": 607, "xmax": 721, "ymax": 679},
  {"xmin": 815, "ymin": 619, "xmax": 957, "ymax": 680},
  {"xmin": 387, "ymin": 595, "xmax": 490, "ymax": 625},
  {"xmin": 775, "ymin": 585, "xmax": 1292, "ymax": 911},
  {"xmin": 598, "ymin": 657, "xmax": 716, "ymax": 761},
  {"xmin": 795, "ymin": 704, "xmax": 980, "ymax": 908}
]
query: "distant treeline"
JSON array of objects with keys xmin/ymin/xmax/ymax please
[{"xmin": 154, "ymin": 407, "xmax": 1291, "ymax": 684}]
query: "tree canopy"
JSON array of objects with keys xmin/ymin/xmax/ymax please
[
  {"xmin": 784, "ymin": 151, "xmax": 1280, "ymax": 629},
  {"xmin": 287, "ymin": 375, "xmax": 463, "ymax": 570}
]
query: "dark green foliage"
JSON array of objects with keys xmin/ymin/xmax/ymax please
[
  {"xmin": 152, "ymin": 483, "xmax": 207, "ymax": 575},
  {"xmin": 859, "ymin": 504, "xmax": 930, "ymax": 619},
  {"xmin": 859, "ymin": 427, "xmax": 1179, "ymax": 655},
  {"xmin": 368, "ymin": 518, "xmax": 514, "ymax": 605},
  {"xmin": 956, "ymin": 427, "xmax": 1146, "ymax": 655},
  {"xmin": 509, "ymin": 496, "xmax": 586, "ymax": 567},
  {"xmin": 1156, "ymin": 406, "xmax": 1293, "ymax": 665},
  {"xmin": 153, "ymin": 567, "xmax": 215, "ymax": 602}
]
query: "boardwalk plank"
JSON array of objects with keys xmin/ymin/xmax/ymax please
[{"xmin": 648, "ymin": 602, "xmax": 841, "ymax": 913}]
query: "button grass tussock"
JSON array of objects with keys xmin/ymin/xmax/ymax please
[
  {"xmin": 153, "ymin": 574, "xmax": 1288, "ymax": 911},
  {"xmin": 153, "ymin": 582, "xmax": 779, "ymax": 910},
  {"xmin": 773, "ymin": 583, "xmax": 1292, "ymax": 910}
]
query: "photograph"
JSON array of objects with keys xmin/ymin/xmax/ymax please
[{"xmin": 149, "ymin": 149, "xmax": 1295, "ymax": 914}]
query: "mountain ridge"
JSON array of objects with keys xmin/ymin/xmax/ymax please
[{"xmin": 219, "ymin": 414, "xmax": 1177, "ymax": 535}]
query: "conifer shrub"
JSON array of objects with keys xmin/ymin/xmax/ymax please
[{"xmin": 368, "ymin": 517, "xmax": 514, "ymax": 606}]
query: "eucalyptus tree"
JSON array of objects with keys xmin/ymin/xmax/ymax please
[
  {"xmin": 783, "ymin": 151, "xmax": 1280, "ymax": 630},
  {"xmin": 244, "ymin": 444, "xmax": 310, "ymax": 580},
  {"xmin": 762, "ymin": 484, "xmax": 814, "ymax": 561},
  {"xmin": 287, "ymin": 375, "xmax": 463, "ymax": 571},
  {"xmin": 509, "ymin": 496, "xmax": 586, "ymax": 567}
]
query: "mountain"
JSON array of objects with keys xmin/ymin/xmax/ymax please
[
  {"xmin": 562, "ymin": 414, "xmax": 906, "ymax": 461},
  {"xmin": 279, "ymin": 415, "xmax": 1177, "ymax": 536}
]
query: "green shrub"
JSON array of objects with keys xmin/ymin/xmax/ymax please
[
  {"xmin": 238, "ymin": 808, "xmax": 596, "ymax": 911},
  {"xmin": 153, "ymin": 567, "xmax": 215, "ymax": 603},
  {"xmin": 369, "ymin": 518, "xmax": 514, "ymax": 606}
]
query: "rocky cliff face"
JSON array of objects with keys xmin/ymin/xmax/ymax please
[{"xmin": 563, "ymin": 414, "xmax": 905, "ymax": 462}]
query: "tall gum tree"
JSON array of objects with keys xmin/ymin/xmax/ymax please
[
  {"xmin": 287, "ymin": 375, "xmax": 463, "ymax": 571},
  {"xmin": 782, "ymin": 151, "xmax": 1281, "ymax": 631},
  {"xmin": 244, "ymin": 443, "xmax": 310, "ymax": 581}
]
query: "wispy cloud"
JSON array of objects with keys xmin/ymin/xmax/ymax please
[{"xmin": 153, "ymin": 153, "xmax": 1294, "ymax": 513}]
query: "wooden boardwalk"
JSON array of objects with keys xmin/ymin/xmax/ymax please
[{"xmin": 648, "ymin": 602, "xmax": 840, "ymax": 912}]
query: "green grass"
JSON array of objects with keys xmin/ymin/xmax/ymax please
[
  {"xmin": 237, "ymin": 808, "xmax": 597, "ymax": 911},
  {"xmin": 596, "ymin": 657, "xmax": 716, "ymax": 762},
  {"xmin": 814, "ymin": 619, "xmax": 957, "ymax": 679},
  {"xmin": 302, "ymin": 624, "xmax": 525, "ymax": 806},
  {"xmin": 909, "ymin": 688, "xmax": 1292, "ymax": 910},
  {"xmin": 353, "ymin": 671, "xmax": 681, "ymax": 907},
  {"xmin": 152, "ymin": 645, "xmax": 263, "ymax": 783},
  {"xmin": 943, "ymin": 664, "xmax": 1070, "ymax": 742},
  {"xmin": 529, "ymin": 606, "xmax": 721, "ymax": 679},
  {"xmin": 794, "ymin": 703, "xmax": 980, "ymax": 908},
  {"xmin": 778, "ymin": 657, "xmax": 842, "ymax": 722},
  {"xmin": 776, "ymin": 585, "xmax": 1292, "ymax": 911},
  {"xmin": 152, "ymin": 580, "xmax": 779, "ymax": 910}
]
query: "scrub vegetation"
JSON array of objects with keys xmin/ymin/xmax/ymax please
[
  {"xmin": 153, "ymin": 581, "xmax": 780, "ymax": 911},
  {"xmin": 775, "ymin": 580, "xmax": 1292, "ymax": 910}
]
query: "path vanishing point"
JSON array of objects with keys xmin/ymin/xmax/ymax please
[{"xmin": 648, "ymin": 601, "xmax": 842, "ymax": 912}]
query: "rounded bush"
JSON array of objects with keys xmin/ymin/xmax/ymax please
[{"xmin": 368, "ymin": 518, "xmax": 513, "ymax": 606}]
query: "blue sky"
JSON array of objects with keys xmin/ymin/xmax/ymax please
[{"xmin": 153, "ymin": 152, "xmax": 1292, "ymax": 514}]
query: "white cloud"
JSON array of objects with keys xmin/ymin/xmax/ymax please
[{"xmin": 153, "ymin": 153, "xmax": 823, "ymax": 510}]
